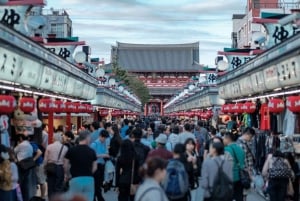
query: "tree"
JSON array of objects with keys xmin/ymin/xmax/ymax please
[{"xmin": 112, "ymin": 63, "xmax": 150, "ymax": 106}]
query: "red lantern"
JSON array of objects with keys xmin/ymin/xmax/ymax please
[
  {"xmin": 39, "ymin": 98, "xmax": 53, "ymax": 113},
  {"xmin": 52, "ymin": 100, "xmax": 65, "ymax": 113},
  {"xmin": 287, "ymin": 96, "xmax": 300, "ymax": 113},
  {"xmin": 77, "ymin": 104, "xmax": 87, "ymax": 113},
  {"xmin": 206, "ymin": 110, "xmax": 213, "ymax": 118},
  {"xmin": 86, "ymin": 104, "xmax": 94, "ymax": 113},
  {"xmin": 0, "ymin": 95, "xmax": 16, "ymax": 114},
  {"xmin": 65, "ymin": 102, "xmax": 76, "ymax": 113},
  {"xmin": 268, "ymin": 98, "xmax": 285, "ymax": 113},
  {"xmin": 99, "ymin": 109, "xmax": 109, "ymax": 117},
  {"xmin": 224, "ymin": 104, "xmax": 233, "ymax": 113},
  {"xmin": 19, "ymin": 97, "xmax": 35, "ymax": 113},
  {"xmin": 241, "ymin": 102, "xmax": 256, "ymax": 114},
  {"xmin": 231, "ymin": 103, "xmax": 243, "ymax": 114}
]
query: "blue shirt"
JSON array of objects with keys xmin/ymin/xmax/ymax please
[
  {"xmin": 120, "ymin": 125, "xmax": 129, "ymax": 139},
  {"xmin": 30, "ymin": 142, "xmax": 43, "ymax": 165},
  {"xmin": 90, "ymin": 128, "xmax": 104, "ymax": 144},
  {"xmin": 90, "ymin": 139, "xmax": 107, "ymax": 164}
]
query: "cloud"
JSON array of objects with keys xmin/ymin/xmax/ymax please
[{"xmin": 46, "ymin": 0, "xmax": 245, "ymax": 66}]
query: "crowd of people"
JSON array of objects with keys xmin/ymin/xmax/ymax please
[{"xmin": 0, "ymin": 117, "xmax": 299, "ymax": 201}]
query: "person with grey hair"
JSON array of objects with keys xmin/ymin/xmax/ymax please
[
  {"xmin": 44, "ymin": 133, "xmax": 68, "ymax": 199},
  {"xmin": 64, "ymin": 130, "xmax": 97, "ymax": 201}
]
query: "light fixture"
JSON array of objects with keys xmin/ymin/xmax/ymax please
[{"xmin": 233, "ymin": 89, "xmax": 300, "ymax": 102}]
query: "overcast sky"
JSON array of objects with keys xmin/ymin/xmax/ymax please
[{"xmin": 46, "ymin": 0, "xmax": 246, "ymax": 66}]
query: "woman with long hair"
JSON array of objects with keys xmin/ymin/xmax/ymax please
[
  {"xmin": 109, "ymin": 124, "xmax": 122, "ymax": 159},
  {"xmin": 116, "ymin": 139, "xmax": 137, "ymax": 201},
  {"xmin": 134, "ymin": 157, "xmax": 168, "ymax": 201}
]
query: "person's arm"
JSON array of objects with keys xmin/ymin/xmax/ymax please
[
  {"xmin": 64, "ymin": 158, "xmax": 71, "ymax": 179},
  {"xmin": 262, "ymin": 155, "xmax": 271, "ymax": 178},
  {"xmin": 200, "ymin": 160, "xmax": 209, "ymax": 190},
  {"xmin": 33, "ymin": 148, "xmax": 42, "ymax": 161},
  {"xmin": 92, "ymin": 161, "xmax": 97, "ymax": 173},
  {"xmin": 43, "ymin": 148, "xmax": 49, "ymax": 165}
]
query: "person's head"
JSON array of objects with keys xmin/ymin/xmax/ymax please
[
  {"xmin": 53, "ymin": 133, "xmax": 63, "ymax": 143},
  {"xmin": 132, "ymin": 128, "xmax": 143, "ymax": 140},
  {"xmin": 56, "ymin": 125, "xmax": 65, "ymax": 133},
  {"xmin": 120, "ymin": 139, "xmax": 135, "ymax": 158},
  {"xmin": 63, "ymin": 131, "xmax": 74, "ymax": 143},
  {"xmin": 209, "ymin": 142, "xmax": 224, "ymax": 157},
  {"xmin": 78, "ymin": 130, "xmax": 91, "ymax": 145},
  {"xmin": 184, "ymin": 123, "xmax": 191, "ymax": 132},
  {"xmin": 111, "ymin": 124, "xmax": 119, "ymax": 135},
  {"xmin": 123, "ymin": 119, "xmax": 129, "ymax": 126},
  {"xmin": 42, "ymin": 123, "xmax": 48, "ymax": 131},
  {"xmin": 184, "ymin": 138, "xmax": 196, "ymax": 153},
  {"xmin": 16, "ymin": 134, "xmax": 28, "ymax": 143},
  {"xmin": 173, "ymin": 143, "xmax": 186, "ymax": 159},
  {"xmin": 223, "ymin": 132, "xmax": 239, "ymax": 145},
  {"xmin": 172, "ymin": 126, "xmax": 180, "ymax": 135},
  {"xmin": 155, "ymin": 134, "xmax": 168, "ymax": 147},
  {"xmin": 90, "ymin": 121, "xmax": 100, "ymax": 132},
  {"xmin": 140, "ymin": 157, "xmax": 167, "ymax": 183},
  {"xmin": 99, "ymin": 130, "xmax": 109, "ymax": 143},
  {"xmin": 104, "ymin": 122, "xmax": 112, "ymax": 133},
  {"xmin": 164, "ymin": 125, "xmax": 171, "ymax": 135},
  {"xmin": 210, "ymin": 128, "xmax": 217, "ymax": 137},
  {"xmin": 197, "ymin": 121, "xmax": 204, "ymax": 127},
  {"xmin": 146, "ymin": 127, "xmax": 153, "ymax": 135},
  {"xmin": 242, "ymin": 127, "xmax": 256, "ymax": 142}
]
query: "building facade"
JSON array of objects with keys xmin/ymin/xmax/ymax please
[{"xmin": 111, "ymin": 42, "xmax": 201, "ymax": 116}]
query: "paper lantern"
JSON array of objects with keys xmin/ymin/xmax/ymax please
[
  {"xmin": 268, "ymin": 98, "xmax": 285, "ymax": 113},
  {"xmin": 231, "ymin": 103, "xmax": 243, "ymax": 114},
  {"xmin": 77, "ymin": 104, "xmax": 87, "ymax": 113},
  {"xmin": 241, "ymin": 102, "xmax": 256, "ymax": 114},
  {"xmin": 38, "ymin": 98, "xmax": 53, "ymax": 113},
  {"xmin": 53, "ymin": 100, "xmax": 66, "ymax": 113},
  {"xmin": 65, "ymin": 102, "xmax": 76, "ymax": 113},
  {"xmin": 19, "ymin": 97, "xmax": 35, "ymax": 113},
  {"xmin": 287, "ymin": 96, "xmax": 300, "ymax": 113},
  {"xmin": 86, "ymin": 104, "xmax": 94, "ymax": 113},
  {"xmin": 99, "ymin": 109, "xmax": 109, "ymax": 117},
  {"xmin": 0, "ymin": 95, "xmax": 16, "ymax": 114}
]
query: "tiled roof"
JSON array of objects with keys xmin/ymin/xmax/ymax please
[
  {"xmin": 113, "ymin": 42, "xmax": 200, "ymax": 72},
  {"xmin": 149, "ymin": 87, "xmax": 179, "ymax": 95}
]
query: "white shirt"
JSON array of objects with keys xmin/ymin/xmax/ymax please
[
  {"xmin": 44, "ymin": 141, "xmax": 68, "ymax": 165},
  {"xmin": 14, "ymin": 140, "xmax": 33, "ymax": 161}
]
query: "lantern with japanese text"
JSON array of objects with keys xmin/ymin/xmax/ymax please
[
  {"xmin": 38, "ymin": 98, "xmax": 53, "ymax": 113},
  {"xmin": 0, "ymin": 95, "xmax": 16, "ymax": 114},
  {"xmin": 241, "ymin": 102, "xmax": 256, "ymax": 114},
  {"xmin": 19, "ymin": 97, "xmax": 35, "ymax": 113},
  {"xmin": 86, "ymin": 104, "xmax": 94, "ymax": 113},
  {"xmin": 268, "ymin": 98, "xmax": 285, "ymax": 113},
  {"xmin": 287, "ymin": 96, "xmax": 300, "ymax": 113},
  {"xmin": 65, "ymin": 102, "xmax": 76, "ymax": 113},
  {"xmin": 53, "ymin": 100, "xmax": 66, "ymax": 113},
  {"xmin": 99, "ymin": 109, "xmax": 109, "ymax": 117},
  {"xmin": 231, "ymin": 103, "xmax": 243, "ymax": 114},
  {"xmin": 77, "ymin": 104, "xmax": 87, "ymax": 113}
]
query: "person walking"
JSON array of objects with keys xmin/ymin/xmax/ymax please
[
  {"xmin": 44, "ymin": 133, "xmax": 68, "ymax": 199},
  {"xmin": 90, "ymin": 130, "xmax": 110, "ymax": 201},
  {"xmin": 147, "ymin": 134, "xmax": 173, "ymax": 161},
  {"xmin": 64, "ymin": 131, "xmax": 97, "ymax": 201},
  {"xmin": 178, "ymin": 124, "xmax": 196, "ymax": 145},
  {"xmin": 200, "ymin": 142, "xmax": 233, "ymax": 201},
  {"xmin": 224, "ymin": 132, "xmax": 245, "ymax": 201},
  {"xmin": 134, "ymin": 157, "xmax": 169, "ymax": 201},
  {"xmin": 0, "ymin": 144, "xmax": 14, "ymax": 201},
  {"xmin": 262, "ymin": 150, "xmax": 294, "ymax": 201},
  {"xmin": 116, "ymin": 139, "xmax": 136, "ymax": 201}
]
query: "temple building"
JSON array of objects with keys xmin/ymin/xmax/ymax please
[{"xmin": 111, "ymin": 42, "xmax": 201, "ymax": 116}]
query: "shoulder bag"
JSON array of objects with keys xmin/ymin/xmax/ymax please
[
  {"xmin": 44, "ymin": 144, "xmax": 64, "ymax": 175},
  {"xmin": 230, "ymin": 146, "xmax": 251, "ymax": 189},
  {"xmin": 18, "ymin": 156, "xmax": 36, "ymax": 171}
]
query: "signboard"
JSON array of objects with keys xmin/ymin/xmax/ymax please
[
  {"xmin": 81, "ymin": 84, "xmax": 90, "ymax": 99},
  {"xmin": 264, "ymin": 23, "xmax": 295, "ymax": 49},
  {"xmin": 52, "ymin": 72, "xmax": 68, "ymax": 93},
  {"xmin": 226, "ymin": 55, "xmax": 255, "ymax": 71},
  {"xmin": 251, "ymin": 71, "xmax": 266, "ymax": 93},
  {"xmin": 73, "ymin": 80, "xmax": 83, "ymax": 97},
  {"xmin": 40, "ymin": 66, "xmax": 56, "ymax": 90},
  {"xmin": 263, "ymin": 65, "xmax": 280, "ymax": 90},
  {"xmin": 45, "ymin": 45, "xmax": 77, "ymax": 63},
  {"xmin": 17, "ymin": 57, "xmax": 42, "ymax": 87},
  {"xmin": 206, "ymin": 73, "xmax": 217, "ymax": 85},
  {"xmin": 239, "ymin": 77, "xmax": 253, "ymax": 96},
  {"xmin": 0, "ymin": 47, "xmax": 20, "ymax": 82},
  {"xmin": 65, "ymin": 77, "xmax": 75, "ymax": 96},
  {"xmin": 277, "ymin": 55, "xmax": 300, "ymax": 87}
]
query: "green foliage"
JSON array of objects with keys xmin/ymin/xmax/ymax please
[{"xmin": 112, "ymin": 62, "xmax": 150, "ymax": 106}]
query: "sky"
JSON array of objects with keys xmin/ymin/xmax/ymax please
[{"xmin": 46, "ymin": 0, "xmax": 246, "ymax": 66}]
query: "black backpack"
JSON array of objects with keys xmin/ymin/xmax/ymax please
[
  {"xmin": 211, "ymin": 159, "xmax": 233, "ymax": 201},
  {"xmin": 134, "ymin": 142, "xmax": 148, "ymax": 167}
]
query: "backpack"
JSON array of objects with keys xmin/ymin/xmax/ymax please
[
  {"xmin": 134, "ymin": 142, "xmax": 148, "ymax": 167},
  {"xmin": 268, "ymin": 157, "xmax": 292, "ymax": 179},
  {"xmin": 211, "ymin": 159, "xmax": 233, "ymax": 201},
  {"xmin": 161, "ymin": 159, "xmax": 189, "ymax": 199}
]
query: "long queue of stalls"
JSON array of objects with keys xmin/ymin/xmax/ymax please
[
  {"xmin": 0, "ymin": 1, "xmax": 141, "ymax": 147},
  {"xmin": 218, "ymin": 14, "xmax": 300, "ymax": 155}
]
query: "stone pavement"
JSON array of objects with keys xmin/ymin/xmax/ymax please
[{"xmin": 103, "ymin": 188, "xmax": 267, "ymax": 201}]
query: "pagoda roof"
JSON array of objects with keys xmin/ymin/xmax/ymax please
[{"xmin": 113, "ymin": 42, "xmax": 200, "ymax": 72}]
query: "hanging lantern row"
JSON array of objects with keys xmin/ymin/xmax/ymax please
[
  {"xmin": 166, "ymin": 110, "xmax": 213, "ymax": 120},
  {"xmin": 222, "ymin": 102, "xmax": 256, "ymax": 114},
  {"xmin": 39, "ymin": 98, "xmax": 94, "ymax": 114}
]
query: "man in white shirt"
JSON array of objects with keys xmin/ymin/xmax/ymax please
[{"xmin": 178, "ymin": 123, "xmax": 196, "ymax": 144}]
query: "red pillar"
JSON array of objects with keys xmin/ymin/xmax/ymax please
[
  {"xmin": 144, "ymin": 103, "xmax": 147, "ymax": 116},
  {"xmin": 160, "ymin": 100, "xmax": 164, "ymax": 116},
  {"xmin": 66, "ymin": 113, "xmax": 71, "ymax": 131},
  {"xmin": 48, "ymin": 112, "xmax": 54, "ymax": 144}
]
